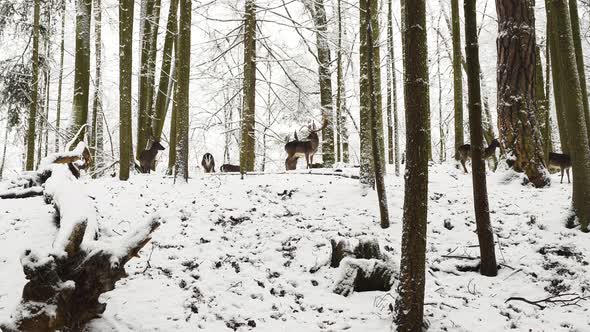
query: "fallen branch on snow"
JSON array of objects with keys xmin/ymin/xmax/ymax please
[{"xmin": 505, "ymin": 293, "xmax": 589, "ymax": 310}]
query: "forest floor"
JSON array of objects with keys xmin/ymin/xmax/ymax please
[{"xmin": 0, "ymin": 163, "xmax": 588, "ymax": 331}]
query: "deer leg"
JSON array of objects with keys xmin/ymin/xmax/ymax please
[
  {"xmin": 566, "ymin": 168, "xmax": 571, "ymax": 184},
  {"xmin": 560, "ymin": 168, "xmax": 564, "ymax": 184},
  {"xmin": 461, "ymin": 160, "xmax": 468, "ymax": 173},
  {"xmin": 305, "ymin": 153, "xmax": 310, "ymax": 169}
]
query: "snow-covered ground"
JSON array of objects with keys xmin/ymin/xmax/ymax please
[{"xmin": 0, "ymin": 165, "xmax": 588, "ymax": 331}]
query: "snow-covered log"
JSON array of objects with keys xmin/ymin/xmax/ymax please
[
  {"xmin": 0, "ymin": 146, "xmax": 159, "ymax": 332},
  {"xmin": 333, "ymin": 258, "xmax": 396, "ymax": 297},
  {"xmin": 330, "ymin": 237, "xmax": 382, "ymax": 268}
]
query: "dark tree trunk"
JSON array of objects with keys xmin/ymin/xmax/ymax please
[
  {"xmin": 465, "ymin": 0, "xmax": 498, "ymax": 277},
  {"xmin": 395, "ymin": 0, "xmax": 429, "ymax": 330},
  {"xmin": 240, "ymin": 0, "xmax": 256, "ymax": 172},
  {"xmin": 119, "ymin": 0, "xmax": 135, "ymax": 180},
  {"xmin": 451, "ymin": 0, "xmax": 464, "ymax": 160},
  {"xmin": 496, "ymin": 0, "xmax": 549, "ymax": 187}
]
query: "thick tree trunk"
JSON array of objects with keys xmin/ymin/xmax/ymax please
[
  {"xmin": 451, "ymin": 0, "xmax": 465, "ymax": 160},
  {"xmin": 546, "ymin": 2, "xmax": 570, "ymax": 153},
  {"xmin": 568, "ymin": 0, "xmax": 590, "ymax": 145},
  {"xmin": 119, "ymin": 0, "xmax": 135, "ymax": 180},
  {"xmin": 71, "ymin": 0, "xmax": 92, "ymax": 145},
  {"xmin": 152, "ymin": 0, "xmax": 179, "ymax": 140},
  {"xmin": 547, "ymin": 0, "xmax": 590, "ymax": 231},
  {"xmin": 167, "ymin": 81, "xmax": 177, "ymax": 176},
  {"xmin": 174, "ymin": 0, "xmax": 191, "ymax": 182},
  {"xmin": 364, "ymin": 1, "xmax": 390, "ymax": 229},
  {"xmin": 386, "ymin": 0, "xmax": 395, "ymax": 166},
  {"xmin": 496, "ymin": 0, "xmax": 549, "ymax": 187},
  {"xmin": 395, "ymin": 0, "xmax": 429, "ymax": 330},
  {"xmin": 240, "ymin": 0, "xmax": 256, "ymax": 172},
  {"xmin": 465, "ymin": 0, "xmax": 498, "ymax": 277},
  {"xmin": 26, "ymin": 0, "xmax": 41, "ymax": 170}
]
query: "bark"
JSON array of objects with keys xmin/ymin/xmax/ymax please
[
  {"xmin": 546, "ymin": 3, "xmax": 570, "ymax": 153},
  {"xmin": 119, "ymin": 0, "xmax": 134, "ymax": 180},
  {"xmin": 359, "ymin": 0, "xmax": 385, "ymax": 186},
  {"xmin": 55, "ymin": 0, "xmax": 66, "ymax": 153},
  {"xmin": 534, "ymin": 45, "xmax": 551, "ymax": 160},
  {"xmin": 92, "ymin": 0, "xmax": 104, "ymax": 177},
  {"xmin": 336, "ymin": 0, "xmax": 344, "ymax": 163},
  {"xmin": 451, "ymin": 0, "xmax": 465, "ymax": 160},
  {"xmin": 395, "ymin": 0, "xmax": 429, "ymax": 330},
  {"xmin": 364, "ymin": 2, "xmax": 390, "ymax": 229},
  {"xmin": 240, "ymin": 0, "xmax": 256, "ymax": 172},
  {"xmin": 568, "ymin": 0, "xmax": 590, "ymax": 145},
  {"xmin": 152, "ymin": 0, "xmax": 179, "ymax": 140},
  {"xmin": 311, "ymin": 0, "xmax": 335, "ymax": 167},
  {"xmin": 174, "ymin": 0, "xmax": 191, "ymax": 182},
  {"xmin": 137, "ymin": 0, "xmax": 156, "ymax": 156},
  {"xmin": 465, "ymin": 0, "xmax": 498, "ymax": 277},
  {"xmin": 386, "ymin": 0, "xmax": 394, "ymax": 165},
  {"xmin": 547, "ymin": 0, "xmax": 590, "ymax": 231},
  {"xmin": 71, "ymin": 0, "xmax": 92, "ymax": 145},
  {"xmin": 496, "ymin": 0, "xmax": 549, "ymax": 187},
  {"xmin": 544, "ymin": 28, "xmax": 553, "ymax": 160},
  {"xmin": 26, "ymin": 0, "xmax": 41, "ymax": 171}
]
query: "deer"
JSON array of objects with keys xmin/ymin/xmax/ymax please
[
  {"xmin": 457, "ymin": 138, "xmax": 500, "ymax": 173},
  {"xmin": 284, "ymin": 119, "xmax": 328, "ymax": 170},
  {"xmin": 548, "ymin": 152, "xmax": 572, "ymax": 184},
  {"xmin": 220, "ymin": 164, "xmax": 240, "ymax": 173},
  {"xmin": 201, "ymin": 153, "xmax": 215, "ymax": 173},
  {"xmin": 138, "ymin": 140, "xmax": 166, "ymax": 174}
]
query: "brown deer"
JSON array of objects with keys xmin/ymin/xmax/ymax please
[
  {"xmin": 139, "ymin": 140, "xmax": 166, "ymax": 173},
  {"xmin": 220, "ymin": 164, "xmax": 240, "ymax": 172},
  {"xmin": 548, "ymin": 152, "xmax": 572, "ymax": 184},
  {"xmin": 284, "ymin": 120, "xmax": 328, "ymax": 170},
  {"xmin": 201, "ymin": 153, "xmax": 215, "ymax": 173},
  {"xmin": 457, "ymin": 138, "xmax": 500, "ymax": 173}
]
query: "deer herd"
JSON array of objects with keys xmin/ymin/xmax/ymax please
[{"xmin": 135, "ymin": 119, "xmax": 571, "ymax": 184}]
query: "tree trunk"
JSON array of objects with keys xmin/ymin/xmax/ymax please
[
  {"xmin": 26, "ymin": 0, "xmax": 41, "ymax": 170},
  {"xmin": 364, "ymin": 0, "xmax": 390, "ymax": 229},
  {"xmin": 336, "ymin": 0, "xmax": 344, "ymax": 163},
  {"xmin": 119, "ymin": 0, "xmax": 135, "ymax": 180},
  {"xmin": 386, "ymin": 0, "xmax": 394, "ymax": 165},
  {"xmin": 174, "ymin": 0, "xmax": 191, "ymax": 182},
  {"xmin": 91, "ymin": 0, "xmax": 104, "ymax": 177},
  {"xmin": 0, "ymin": 119, "xmax": 9, "ymax": 180},
  {"xmin": 546, "ymin": 2, "xmax": 570, "ymax": 153},
  {"xmin": 547, "ymin": 0, "xmax": 590, "ymax": 231},
  {"xmin": 152, "ymin": 0, "xmax": 179, "ymax": 140},
  {"xmin": 544, "ymin": 30, "xmax": 553, "ymax": 159},
  {"xmin": 534, "ymin": 45, "xmax": 551, "ymax": 160},
  {"xmin": 55, "ymin": 0, "xmax": 66, "ymax": 153},
  {"xmin": 71, "ymin": 0, "xmax": 92, "ymax": 145},
  {"xmin": 359, "ymin": 0, "xmax": 385, "ymax": 186},
  {"xmin": 240, "ymin": 0, "xmax": 256, "ymax": 172},
  {"xmin": 496, "ymin": 0, "xmax": 549, "ymax": 187},
  {"xmin": 465, "ymin": 0, "xmax": 498, "ymax": 277},
  {"xmin": 137, "ymin": 0, "xmax": 156, "ymax": 156},
  {"xmin": 451, "ymin": 0, "xmax": 465, "ymax": 160},
  {"xmin": 568, "ymin": 0, "xmax": 590, "ymax": 145},
  {"xmin": 306, "ymin": 0, "xmax": 335, "ymax": 167},
  {"xmin": 395, "ymin": 0, "xmax": 429, "ymax": 330},
  {"xmin": 436, "ymin": 17, "xmax": 445, "ymax": 163}
]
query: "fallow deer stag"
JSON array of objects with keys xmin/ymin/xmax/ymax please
[
  {"xmin": 284, "ymin": 119, "xmax": 328, "ymax": 170},
  {"xmin": 457, "ymin": 138, "xmax": 500, "ymax": 173},
  {"xmin": 548, "ymin": 152, "xmax": 572, "ymax": 184},
  {"xmin": 138, "ymin": 140, "xmax": 166, "ymax": 174}
]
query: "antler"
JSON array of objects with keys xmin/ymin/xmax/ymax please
[{"xmin": 309, "ymin": 117, "xmax": 329, "ymax": 133}]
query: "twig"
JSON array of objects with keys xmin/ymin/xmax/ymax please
[
  {"xmin": 441, "ymin": 255, "xmax": 478, "ymax": 260},
  {"xmin": 505, "ymin": 293, "xmax": 588, "ymax": 310}
]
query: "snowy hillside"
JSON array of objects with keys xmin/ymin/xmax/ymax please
[{"xmin": 1, "ymin": 166, "xmax": 587, "ymax": 331}]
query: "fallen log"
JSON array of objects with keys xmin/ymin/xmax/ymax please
[{"xmin": 0, "ymin": 147, "xmax": 159, "ymax": 331}]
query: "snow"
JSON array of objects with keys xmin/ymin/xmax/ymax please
[{"xmin": 1, "ymin": 164, "xmax": 589, "ymax": 331}]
